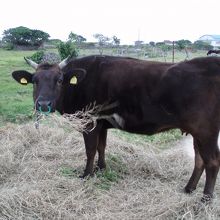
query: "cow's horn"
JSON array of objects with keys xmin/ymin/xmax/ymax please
[
  {"xmin": 59, "ymin": 55, "xmax": 71, "ymax": 69},
  {"xmin": 24, "ymin": 57, "xmax": 38, "ymax": 70}
]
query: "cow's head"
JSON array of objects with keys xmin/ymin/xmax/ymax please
[{"xmin": 12, "ymin": 57, "xmax": 86, "ymax": 114}]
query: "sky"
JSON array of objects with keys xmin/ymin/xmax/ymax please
[{"xmin": 0, "ymin": 0, "xmax": 219, "ymax": 45}]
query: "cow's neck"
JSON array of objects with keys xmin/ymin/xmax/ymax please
[{"xmin": 55, "ymin": 89, "xmax": 65, "ymax": 114}]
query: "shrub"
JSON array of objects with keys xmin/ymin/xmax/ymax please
[
  {"xmin": 2, "ymin": 42, "xmax": 14, "ymax": 50},
  {"xmin": 27, "ymin": 50, "xmax": 45, "ymax": 64},
  {"xmin": 57, "ymin": 41, "xmax": 78, "ymax": 60}
]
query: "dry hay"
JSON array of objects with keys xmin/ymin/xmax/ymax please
[{"xmin": 0, "ymin": 118, "xmax": 220, "ymax": 220}]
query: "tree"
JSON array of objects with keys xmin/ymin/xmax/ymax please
[
  {"xmin": 175, "ymin": 39, "xmax": 192, "ymax": 50},
  {"xmin": 155, "ymin": 42, "xmax": 171, "ymax": 61},
  {"xmin": 156, "ymin": 42, "xmax": 172, "ymax": 51},
  {"xmin": 149, "ymin": 41, "xmax": 155, "ymax": 47},
  {"xmin": 93, "ymin": 33, "xmax": 110, "ymax": 54},
  {"xmin": 193, "ymin": 40, "xmax": 213, "ymax": 50},
  {"xmin": 2, "ymin": 26, "xmax": 50, "ymax": 48},
  {"xmin": 112, "ymin": 36, "xmax": 120, "ymax": 47},
  {"xmin": 175, "ymin": 39, "xmax": 192, "ymax": 60},
  {"xmin": 68, "ymin": 32, "xmax": 86, "ymax": 47},
  {"xmin": 112, "ymin": 36, "xmax": 121, "ymax": 55},
  {"xmin": 134, "ymin": 40, "xmax": 143, "ymax": 48}
]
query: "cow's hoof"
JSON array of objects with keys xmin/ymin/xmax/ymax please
[
  {"xmin": 79, "ymin": 172, "xmax": 93, "ymax": 179},
  {"xmin": 184, "ymin": 186, "xmax": 195, "ymax": 194},
  {"xmin": 94, "ymin": 165, "xmax": 106, "ymax": 173}
]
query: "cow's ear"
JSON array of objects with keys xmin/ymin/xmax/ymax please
[
  {"xmin": 64, "ymin": 68, "xmax": 87, "ymax": 85},
  {"xmin": 12, "ymin": 70, "xmax": 33, "ymax": 85}
]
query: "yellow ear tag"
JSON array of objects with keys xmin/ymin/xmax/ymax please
[
  {"xmin": 20, "ymin": 78, "xmax": 28, "ymax": 84},
  {"xmin": 70, "ymin": 76, "xmax": 77, "ymax": 85}
]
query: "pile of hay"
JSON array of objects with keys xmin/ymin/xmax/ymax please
[{"xmin": 0, "ymin": 119, "xmax": 220, "ymax": 219}]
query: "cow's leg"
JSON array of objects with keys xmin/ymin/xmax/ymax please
[
  {"xmin": 197, "ymin": 133, "xmax": 220, "ymax": 201},
  {"xmin": 185, "ymin": 138, "xmax": 205, "ymax": 193},
  {"xmin": 201, "ymin": 150, "xmax": 220, "ymax": 201},
  {"xmin": 82, "ymin": 125, "xmax": 101, "ymax": 178},
  {"xmin": 97, "ymin": 129, "xmax": 107, "ymax": 170}
]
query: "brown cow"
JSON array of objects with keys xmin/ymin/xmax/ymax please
[
  {"xmin": 207, "ymin": 49, "xmax": 220, "ymax": 56},
  {"xmin": 12, "ymin": 55, "xmax": 220, "ymax": 202}
]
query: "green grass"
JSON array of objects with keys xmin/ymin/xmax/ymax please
[
  {"xmin": 112, "ymin": 129, "xmax": 182, "ymax": 148},
  {"xmin": 59, "ymin": 166, "xmax": 79, "ymax": 177},
  {"xmin": 59, "ymin": 154, "xmax": 126, "ymax": 191},
  {"xmin": 95, "ymin": 169, "xmax": 121, "ymax": 190},
  {"xmin": 0, "ymin": 49, "xmax": 36, "ymax": 123},
  {"xmin": 95, "ymin": 154, "xmax": 129, "ymax": 190}
]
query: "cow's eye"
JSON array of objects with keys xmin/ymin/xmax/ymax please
[{"xmin": 57, "ymin": 78, "xmax": 63, "ymax": 84}]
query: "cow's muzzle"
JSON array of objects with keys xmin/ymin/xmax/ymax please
[{"xmin": 36, "ymin": 100, "xmax": 53, "ymax": 114}]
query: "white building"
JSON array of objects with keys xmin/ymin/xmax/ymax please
[{"xmin": 198, "ymin": 35, "xmax": 220, "ymax": 49}]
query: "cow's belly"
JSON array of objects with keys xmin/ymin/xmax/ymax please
[{"xmin": 108, "ymin": 113, "xmax": 175, "ymax": 135}]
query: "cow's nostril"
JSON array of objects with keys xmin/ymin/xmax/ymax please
[{"xmin": 37, "ymin": 101, "xmax": 52, "ymax": 114}]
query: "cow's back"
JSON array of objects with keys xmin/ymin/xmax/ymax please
[{"xmin": 62, "ymin": 56, "xmax": 172, "ymax": 114}]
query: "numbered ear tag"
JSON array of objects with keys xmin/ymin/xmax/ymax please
[
  {"xmin": 20, "ymin": 77, "xmax": 28, "ymax": 84},
  {"xmin": 70, "ymin": 76, "xmax": 77, "ymax": 85}
]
